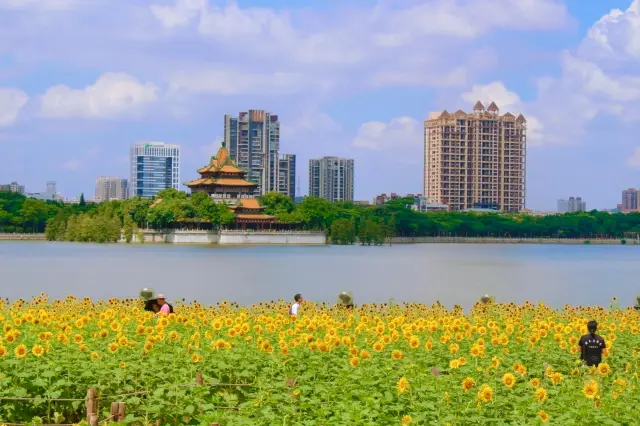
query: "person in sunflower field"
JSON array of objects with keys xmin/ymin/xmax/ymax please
[
  {"xmin": 578, "ymin": 320, "xmax": 606, "ymax": 367},
  {"xmin": 289, "ymin": 294, "xmax": 303, "ymax": 316},
  {"xmin": 156, "ymin": 294, "xmax": 173, "ymax": 315}
]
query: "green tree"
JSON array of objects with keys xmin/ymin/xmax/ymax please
[
  {"xmin": 123, "ymin": 214, "xmax": 134, "ymax": 243},
  {"xmin": 331, "ymin": 219, "xmax": 356, "ymax": 245},
  {"xmin": 259, "ymin": 192, "xmax": 296, "ymax": 215},
  {"xmin": 45, "ymin": 212, "xmax": 67, "ymax": 241}
]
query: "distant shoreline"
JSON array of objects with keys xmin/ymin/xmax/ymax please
[{"xmin": 391, "ymin": 236, "xmax": 637, "ymax": 245}]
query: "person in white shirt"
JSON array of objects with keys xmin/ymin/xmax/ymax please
[{"xmin": 289, "ymin": 294, "xmax": 303, "ymax": 316}]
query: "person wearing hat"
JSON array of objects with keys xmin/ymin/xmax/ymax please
[{"xmin": 157, "ymin": 294, "xmax": 171, "ymax": 315}]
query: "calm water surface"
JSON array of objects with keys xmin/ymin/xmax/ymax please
[{"xmin": 0, "ymin": 242, "xmax": 638, "ymax": 309}]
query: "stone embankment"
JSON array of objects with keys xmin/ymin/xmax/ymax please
[
  {"xmin": 123, "ymin": 230, "xmax": 327, "ymax": 245},
  {"xmin": 0, "ymin": 233, "xmax": 46, "ymax": 241}
]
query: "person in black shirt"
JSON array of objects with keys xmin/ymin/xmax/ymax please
[{"xmin": 578, "ymin": 320, "xmax": 606, "ymax": 367}]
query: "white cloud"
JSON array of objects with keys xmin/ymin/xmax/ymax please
[
  {"xmin": 0, "ymin": 87, "xmax": 29, "ymax": 127},
  {"xmin": 375, "ymin": 0, "xmax": 569, "ymax": 42},
  {"xmin": 150, "ymin": 0, "xmax": 205, "ymax": 29},
  {"xmin": 509, "ymin": 1, "xmax": 640, "ymax": 145},
  {"xmin": 148, "ymin": 0, "xmax": 570, "ymax": 96},
  {"xmin": 40, "ymin": 73, "xmax": 159, "ymax": 119},
  {"xmin": 353, "ymin": 117, "xmax": 421, "ymax": 150},
  {"xmin": 628, "ymin": 147, "xmax": 640, "ymax": 168},
  {"xmin": 461, "ymin": 81, "xmax": 544, "ymax": 145},
  {"xmin": 580, "ymin": 0, "xmax": 640, "ymax": 60}
]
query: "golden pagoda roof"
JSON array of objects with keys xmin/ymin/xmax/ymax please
[
  {"xmin": 196, "ymin": 145, "xmax": 245, "ymax": 174},
  {"xmin": 185, "ymin": 178, "xmax": 256, "ymax": 187},
  {"xmin": 230, "ymin": 198, "xmax": 263, "ymax": 210}
]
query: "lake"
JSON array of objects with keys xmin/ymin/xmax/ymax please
[{"xmin": 0, "ymin": 242, "xmax": 638, "ymax": 309}]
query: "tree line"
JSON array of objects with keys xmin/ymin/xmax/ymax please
[{"xmin": 3, "ymin": 190, "xmax": 640, "ymax": 244}]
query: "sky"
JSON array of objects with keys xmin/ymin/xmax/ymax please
[{"xmin": 0, "ymin": 0, "xmax": 639, "ymax": 210}]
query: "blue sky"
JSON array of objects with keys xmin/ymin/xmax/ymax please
[{"xmin": 1, "ymin": 0, "xmax": 640, "ymax": 210}]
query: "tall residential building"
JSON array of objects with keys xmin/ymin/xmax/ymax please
[
  {"xmin": 621, "ymin": 188, "xmax": 639, "ymax": 211},
  {"xmin": 0, "ymin": 181, "xmax": 25, "ymax": 194},
  {"xmin": 278, "ymin": 154, "xmax": 296, "ymax": 199},
  {"xmin": 224, "ymin": 110, "xmax": 280, "ymax": 196},
  {"xmin": 424, "ymin": 101, "xmax": 526, "ymax": 212},
  {"xmin": 94, "ymin": 177, "xmax": 128, "ymax": 202},
  {"xmin": 129, "ymin": 142, "xmax": 180, "ymax": 198},
  {"xmin": 558, "ymin": 197, "xmax": 586, "ymax": 213},
  {"xmin": 309, "ymin": 157, "xmax": 355, "ymax": 202}
]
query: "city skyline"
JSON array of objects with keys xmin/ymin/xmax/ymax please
[{"xmin": 1, "ymin": 1, "xmax": 639, "ymax": 210}]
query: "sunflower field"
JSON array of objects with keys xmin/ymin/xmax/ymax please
[{"xmin": 0, "ymin": 295, "xmax": 639, "ymax": 425}]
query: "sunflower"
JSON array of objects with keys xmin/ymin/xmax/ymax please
[
  {"xmin": 392, "ymin": 350, "xmax": 404, "ymax": 360},
  {"xmin": 550, "ymin": 372, "xmax": 563, "ymax": 385},
  {"xmin": 31, "ymin": 345, "xmax": 45, "ymax": 357},
  {"xmin": 90, "ymin": 351, "xmax": 100, "ymax": 361},
  {"xmin": 349, "ymin": 357, "xmax": 360, "ymax": 368},
  {"xmin": 0, "ymin": 345, "xmax": 6, "ymax": 357},
  {"xmin": 119, "ymin": 361, "xmax": 127, "ymax": 369},
  {"xmin": 409, "ymin": 336, "xmax": 419, "ymax": 349},
  {"xmin": 583, "ymin": 380, "xmax": 598, "ymax": 399},
  {"xmin": 461, "ymin": 377, "xmax": 476, "ymax": 392},
  {"xmin": 477, "ymin": 385, "xmax": 493, "ymax": 403},
  {"xmin": 15, "ymin": 344, "xmax": 27, "ymax": 359},
  {"xmin": 401, "ymin": 415, "xmax": 413, "ymax": 424},
  {"xmin": 449, "ymin": 343, "xmax": 459, "ymax": 354},
  {"xmin": 597, "ymin": 363, "xmax": 610, "ymax": 376},
  {"xmin": 360, "ymin": 349, "xmax": 371, "ymax": 360},
  {"xmin": 424, "ymin": 340, "xmax": 433, "ymax": 350},
  {"xmin": 502, "ymin": 373, "xmax": 516, "ymax": 389},
  {"xmin": 534, "ymin": 387, "xmax": 548, "ymax": 402},
  {"xmin": 530, "ymin": 378, "xmax": 541, "ymax": 388},
  {"xmin": 396, "ymin": 377, "xmax": 410, "ymax": 394},
  {"xmin": 449, "ymin": 359, "xmax": 461, "ymax": 369},
  {"xmin": 536, "ymin": 411, "xmax": 549, "ymax": 423},
  {"xmin": 108, "ymin": 342, "xmax": 118, "ymax": 353},
  {"xmin": 373, "ymin": 342, "xmax": 384, "ymax": 352}
]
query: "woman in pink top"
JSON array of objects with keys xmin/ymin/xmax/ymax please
[{"xmin": 157, "ymin": 294, "xmax": 171, "ymax": 315}]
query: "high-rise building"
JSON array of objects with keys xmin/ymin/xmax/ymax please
[
  {"xmin": 94, "ymin": 177, "xmax": 128, "ymax": 202},
  {"xmin": 424, "ymin": 101, "xmax": 526, "ymax": 212},
  {"xmin": 558, "ymin": 197, "xmax": 586, "ymax": 213},
  {"xmin": 0, "ymin": 181, "xmax": 25, "ymax": 194},
  {"xmin": 308, "ymin": 157, "xmax": 354, "ymax": 202},
  {"xmin": 224, "ymin": 110, "xmax": 280, "ymax": 196},
  {"xmin": 278, "ymin": 154, "xmax": 296, "ymax": 199},
  {"xmin": 25, "ymin": 181, "xmax": 58, "ymax": 201},
  {"xmin": 621, "ymin": 188, "xmax": 639, "ymax": 211},
  {"xmin": 129, "ymin": 142, "xmax": 180, "ymax": 198}
]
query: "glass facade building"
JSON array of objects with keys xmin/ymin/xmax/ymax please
[{"xmin": 129, "ymin": 142, "xmax": 180, "ymax": 198}]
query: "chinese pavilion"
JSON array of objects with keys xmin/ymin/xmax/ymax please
[{"xmin": 185, "ymin": 142, "xmax": 276, "ymax": 229}]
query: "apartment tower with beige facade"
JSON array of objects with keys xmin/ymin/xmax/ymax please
[{"xmin": 424, "ymin": 101, "xmax": 526, "ymax": 211}]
